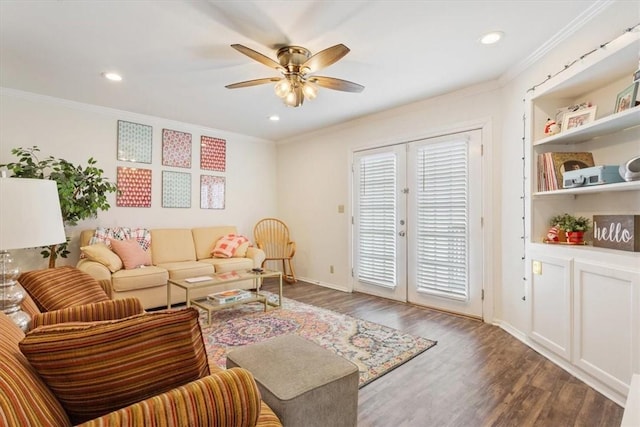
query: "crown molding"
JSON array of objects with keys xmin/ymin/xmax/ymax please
[{"xmin": 499, "ymin": 0, "xmax": 614, "ymax": 85}]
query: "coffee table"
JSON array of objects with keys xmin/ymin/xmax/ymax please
[{"xmin": 167, "ymin": 269, "xmax": 283, "ymax": 324}]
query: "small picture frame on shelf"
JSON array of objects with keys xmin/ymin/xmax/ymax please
[
  {"xmin": 561, "ymin": 106, "xmax": 597, "ymax": 131},
  {"xmin": 614, "ymin": 82, "xmax": 638, "ymax": 113}
]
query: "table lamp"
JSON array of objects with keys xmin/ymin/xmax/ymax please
[{"xmin": 0, "ymin": 176, "xmax": 66, "ymax": 331}]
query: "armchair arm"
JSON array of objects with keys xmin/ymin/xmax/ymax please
[
  {"xmin": 246, "ymin": 246, "xmax": 266, "ymax": 268},
  {"xmin": 77, "ymin": 368, "xmax": 263, "ymax": 427},
  {"xmin": 31, "ymin": 298, "xmax": 144, "ymax": 329}
]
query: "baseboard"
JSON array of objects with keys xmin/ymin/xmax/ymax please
[{"xmin": 297, "ymin": 277, "xmax": 351, "ymax": 293}]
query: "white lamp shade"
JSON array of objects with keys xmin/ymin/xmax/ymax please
[{"xmin": 0, "ymin": 177, "xmax": 66, "ymax": 250}]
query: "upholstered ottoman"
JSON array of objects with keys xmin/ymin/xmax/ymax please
[{"xmin": 226, "ymin": 334, "xmax": 359, "ymax": 427}]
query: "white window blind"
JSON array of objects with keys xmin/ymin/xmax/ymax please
[
  {"xmin": 357, "ymin": 152, "xmax": 397, "ymax": 288},
  {"xmin": 416, "ymin": 139, "xmax": 469, "ymax": 300}
]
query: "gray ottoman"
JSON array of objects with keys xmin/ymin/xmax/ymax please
[{"xmin": 226, "ymin": 334, "xmax": 359, "ymax": 427}]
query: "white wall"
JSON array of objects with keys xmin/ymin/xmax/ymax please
[
  {"xmin": 0, "ymin": 89, "xmax": 278, "ymax": 270},
  {"xmin": 277, "ymin": 81, "xmax": 502, "ymax": 307}
]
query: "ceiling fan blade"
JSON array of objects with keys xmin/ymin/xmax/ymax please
[
  {"xmin": 302, "ymin": 44, "xmax": 350, "ymax": 73},
  {"xmin": 231, "ymin": 44, "xmax": 284, "ymax": 71},
  {"xmin": 307, "ymin": 76, "xmax": 364, "ymax": 93},
  {"xmin": 225, "ymin": 77, "xmax": 281, "ymax": 89}
]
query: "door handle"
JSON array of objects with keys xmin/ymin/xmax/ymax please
[{"xmin": 399, "ymin": 231, "xmax": 405, "ymax": 237}]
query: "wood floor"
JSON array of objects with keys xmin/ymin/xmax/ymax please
[{"xmin": 260, "ymin": 279, "xmax": 623, "ymax": 427}]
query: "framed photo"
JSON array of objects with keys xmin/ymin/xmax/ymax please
[
  {"xmin": 614, "ymin": 82, "xmax": 638, "ymax": 113},
  {"xmin": 200, "ymin": 175, "xmax": 225, "ymax": 209},
  {"xmin": 117, "ymin": 120, "xmax": 152, "ymax": 163},
  {"xmin": 561, "ymin": 106, "xmax": 597, "ymax": 131},
  {"xmin": 162, "ymin": 171, "xmax": 191, "ymax": 208},
  {"xmin": 162, "ymin": 129, "xmax": 192, "ymax": 168}
]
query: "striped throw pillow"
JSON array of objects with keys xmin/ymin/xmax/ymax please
[
  {"xmin": 30, "ymin": 298, "xmax": 144, "ymax": 329},
  {"xmin": 18, "ymin": 266, "xmax": 109, "ymax": 312},
  {"xmin": 19, "ymin": 307, "xmax": 209, "ymax": 425}
]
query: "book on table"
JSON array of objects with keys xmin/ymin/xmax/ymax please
[{"xmin": 207, "ymin": 288, "xmax": 252, "ymax": 304}]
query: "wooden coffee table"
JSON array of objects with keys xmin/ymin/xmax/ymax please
[{"xmin": 167, "ymin": 269, "xmax": 283, "ymax": 324}]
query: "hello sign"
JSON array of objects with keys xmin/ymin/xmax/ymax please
[{"xmin": 592, "ymin": 215, "xmax": 640, "ymax": 252}]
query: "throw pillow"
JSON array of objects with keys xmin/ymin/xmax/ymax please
[
  {"xmin": 19, "ymin": 307, "xmax": 210, "ymax": 425},
  {"xmin": 233, "ymin": 241, "xmax": 251, "ymax": 258},
  {"xmin": 80, "ymin": 243, "xmax": 124, "ymax": 273},
  {"xmin": 18, "ymin": 266, "xmax": 109, "ymax": 312},
  {"xmin": 110, "ymin": 238, "xmax": 152, "ymax": 270},
  {"xmin": 212, "ymin": 234, "xmax": 250, "ymax": 258}
]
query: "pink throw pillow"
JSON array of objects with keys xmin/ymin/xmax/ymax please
[
  {"xmin": 110, "ymin": 239, "xmax": 152, "ymax": 270},
  {"xmin": 212, "ymin": 234, "xmax": 250, "ymax": 258}
]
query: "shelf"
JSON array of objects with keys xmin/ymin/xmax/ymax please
[
  {"xmin": 534, "ymin": 106, "xmax": 640, "ymax": 146},
  {"xmin": 533, "ymin": 180, "xmax": 640, "ymax": 197}
]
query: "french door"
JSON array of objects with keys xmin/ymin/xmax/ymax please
[{"xmin": 352, "ymin": 130, "xmax": 483, "ymax": 318}]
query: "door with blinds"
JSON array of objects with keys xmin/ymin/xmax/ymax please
[
  {"xmin": 353, "ymin": 130, "xmax": 483, "ymax": 318},
  {"xmin": 352, "ymin": 145, "xmax": 407, "ymax": 301}
]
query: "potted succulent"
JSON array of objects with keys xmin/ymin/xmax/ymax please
[{"xmin": 549, "ymin": 213, "xmax": 591, "ymax": 244}]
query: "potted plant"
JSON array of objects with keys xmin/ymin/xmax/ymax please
[
  {"xmin": 1, "ymin": 146, "xmax": 117, "ymax": 267},
  {"xmin": 549, "ymin": 213, "xmax": 591, "ymax": 244}
]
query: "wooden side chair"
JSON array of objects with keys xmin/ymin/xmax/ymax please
[{"xmin": 253, "ymin": 218, "xmax": 297, "ymax": 283}]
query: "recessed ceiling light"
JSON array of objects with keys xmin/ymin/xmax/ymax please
[
  {"xmin": 480, "ymin": 31, "xmax": 504, "ymax": 45},
  {"xmin": 268, "ymin": 115, "xmax": 280, "ymax": 121},
  {"xmin": 102, "ymin": 72, "xmax": 122, "ymax": 81}
]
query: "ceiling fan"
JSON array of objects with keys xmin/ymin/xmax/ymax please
[{"xmin": 225, "ymin": 43, "xmax": 364, "ymax": 107}]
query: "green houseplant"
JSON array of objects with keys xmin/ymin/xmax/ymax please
[
  {"xmin": 549, "ymin": 213, "xmax": 591, "ymax": 244},
  {"xmin": 1, "ymin": 146, "xmax": 117, "ymax": 267}
]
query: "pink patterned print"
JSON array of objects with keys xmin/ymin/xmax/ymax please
[
  {"xmin": 200, "ymin": 136, "xmax": 226, "ymax": 171},
  {"xmin": 162, "ymin": 129, "xmax": 192, "ymax": 168},
  {"xmin": 116, "ymin": 167, "xmax": 152, "ymax": 207}
]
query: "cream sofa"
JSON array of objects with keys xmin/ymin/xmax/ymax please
[{"xmin": 77, "ymin": 226, "xmax": 266, "ymax": 309}]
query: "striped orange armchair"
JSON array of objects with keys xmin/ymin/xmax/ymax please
[{"xmin": 0, "ymin": 267, "xmax": 282, "ymax": 426}]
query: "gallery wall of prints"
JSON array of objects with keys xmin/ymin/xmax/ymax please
[{"xmin": 115, "ymin": 119, "xmax": 226, "ymax": 209}]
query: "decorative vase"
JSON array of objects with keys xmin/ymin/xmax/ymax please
[{"xmin": 566, "ymin": 231, "xmax": 585, "ymax": 244}]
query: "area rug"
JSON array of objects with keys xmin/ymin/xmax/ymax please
[{"xmin": 198, "ymin": 293, "xmax": 437, "ymax": 387}]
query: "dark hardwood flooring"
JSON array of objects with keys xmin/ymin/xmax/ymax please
[{"xmin": 260, "ymin": 279, "xmax": 623, "ymax": 427}]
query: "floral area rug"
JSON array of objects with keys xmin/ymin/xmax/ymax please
[{"xmin": 198, "ymin": 293, "xmax": 437, "ymax": 387}]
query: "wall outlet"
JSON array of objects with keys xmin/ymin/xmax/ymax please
[{"xmin": 330, "ymin": 265, "xmax": 334, "ymax": 274}]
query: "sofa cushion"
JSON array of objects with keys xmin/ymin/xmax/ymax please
[
  {"xmin": 110, "ymin": 265, "xmax": 168, "ymax": 292},
  {"xmin": 192, "ymin": 226, "xmax": 237, "ymax": 260},
  {"xmin": 0, "ymin": 312, "xmax": 71, "ymax": 427},
  {"xmin": 19, "ymin": 266, "xmax": 109, "ymax": 312},
  {"xmin": 19, "ymin": 307, "xmax": 210, "ymax": 425},
  {"xmin": 200, "ymin": 257, "xmax": 253, "ymax": 273},
  {"xmin": 110, "ymin": 238, "xmax": 152, "ymax": 270},
  {"xmin": 213, "ymin": 233, "xmax": 250, "ymax": 258},
  {"xmin": 80, "ymin": 243, "xmax": 124, "ymax": 272},
  {"xmin": 234, "ymin": 241, "xmax": 251, "ymax": 257},
  {"xmin": 156, "ymin": 261, "xmax": 215, "ymax": 280},
  {"xmin": 151, "ymin": 229, "xmax": 197, "ymax": 264}
]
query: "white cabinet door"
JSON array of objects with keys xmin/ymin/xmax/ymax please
[
  {"xmin": 529, "ymin": 255, "xmax": 572, "ymax": 361},
  {"xmin": 573, "ymin": 261, "xmax": 640, "ymax": 396}
]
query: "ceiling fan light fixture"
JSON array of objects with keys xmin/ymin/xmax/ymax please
[
  {"xmin": 284, "ymin": 86, "xmax": 304, "ymax": 107},
  {"xmin": 274, "ymin": 78, "xmax": 291, "ymax": 98},
  {"xmin": 302, "ymin": 82, "xmax": 318, "ymax": 100}
]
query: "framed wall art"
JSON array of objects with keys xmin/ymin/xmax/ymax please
[
  {"xmin": 561, "ymin": 106, "xmax": 597, "ymax": 131},
  {"xmin": 162, "ymin": 129, "xmax": 192, "ymax": 168},
  {"xmin": 116, "ymin": 167, "xmax": 152, "ymax": 208},
  {"xmin": 200, "ymin": 136, "xmax": 226, "ymax": 171},
  {"xmin": 117, "ymin": 120, "xmax": 152, "ymax": 163},
  {"xmin": 200, "ymin": 175, "xmax": 225, "ymax": 209},
  {"xmin": 162, "ymin": 171, "xmax": 191, "ymax": 208},
  {"xmin": 614, "ymin": 82, "xmax": 638, "ymax": 113}
]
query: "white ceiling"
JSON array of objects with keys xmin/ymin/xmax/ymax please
[{"xmin": 0, "ymin": 1, "xmax": 603, "ymax": 141}]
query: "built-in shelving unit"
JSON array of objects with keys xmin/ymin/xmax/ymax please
[{"xmin": 524, "ymin": 29, "xmax": 640, "ymax": 407}]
